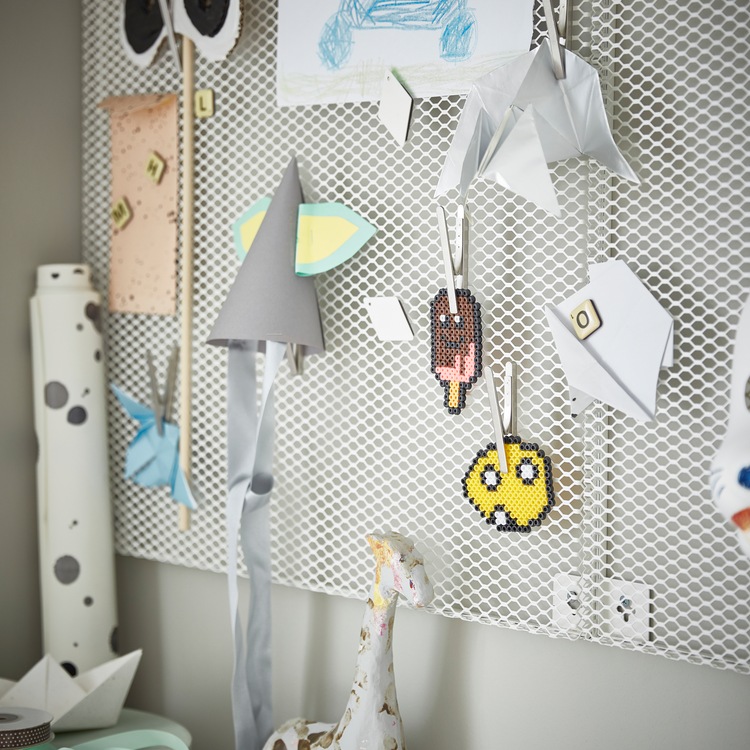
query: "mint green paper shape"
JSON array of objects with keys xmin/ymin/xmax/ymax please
[
  {"xmin": 295, "ymin": 203, "xmax": 377, "ymax": 276},
  {"xmin": 233, "ymin": 197, "xmax": 272, "ymax": 260}
]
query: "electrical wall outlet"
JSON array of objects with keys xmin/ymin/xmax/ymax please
[
  {"xmin": 552, "ymin": 573, "xmax": 584, "ymax": 633},
  {"xmin": 601, "ymin": 578, "xmax": 651, "ymax": 643}
]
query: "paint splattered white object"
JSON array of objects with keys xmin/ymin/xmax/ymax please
[
  {"xmin": 263, "ymin": 532, "xmax": 433, "ymax": 750},
  {"xmin": 30, "ymin": 264, "xmax": 118, "ymax": 674}
]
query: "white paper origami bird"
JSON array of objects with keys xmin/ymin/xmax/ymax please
[
  {"xmin": 545, "ymin": 260, "xmax": 673, "ymax": 422},
  {"xmin": 436, "ymin": 39, "xmax": 638, "ymax": 216}
]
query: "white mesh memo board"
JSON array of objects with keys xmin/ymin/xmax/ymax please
[{"xmin": 82, "ymin": 0, "xmax": 750, "ymax": 673}]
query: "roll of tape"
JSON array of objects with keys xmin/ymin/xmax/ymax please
[
  {"xmin": 0, "ymin": 707, "xmax": 53, "ymax": 749},
  {"xmin": 30, "ymin": 264, "xmax": 118, "ymax": 675}
]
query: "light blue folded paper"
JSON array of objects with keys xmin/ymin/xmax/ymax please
[{"xmin": 111, "ymin": 385, "xmax": 198, "ymax": 510}]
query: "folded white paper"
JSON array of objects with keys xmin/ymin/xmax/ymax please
[
  {"xmin": 436, "ymin": 40, "xmax": 638, "ymax": 215},
  {"xmin": 364, "ymin": 296, "xmax": 413, "ymax": 341},
  {"xmin": 545, "ymin": 260, "xmax": 673, "ymax": 422},
  {"xmin": 0, "ymin": 651, "xmax": 142, "ymax": 732}
]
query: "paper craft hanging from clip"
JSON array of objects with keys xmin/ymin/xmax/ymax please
[
  {"xmin": 233, "ymin": 188, "xmax": 377, "ymax": 277},
  {"xmin": 430, "ymin": 206, "xmax": 482, "ymax": 415},
  {"xmin": 545, "ymin": 259, "xmax": 674, "ymax": 422},
  {"xmin": 99, "ymin": 94, "xmax": 179, "ymax": 315},
  {"xmin": 435, "ymin": 14, "xmax": 638, "ymax": 216},
  {"xmin": 462, "ymin": 365, "xmax": 555, "ymax": 533},
  {"xmin": 111, "ymin": 349, "xmax": 197, "ymax": 511}
]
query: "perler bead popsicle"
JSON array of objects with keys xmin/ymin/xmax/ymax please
[
  {"xmin": 430, "ymin": 288, "xmax": 482, "ymax": 415},
  {"xmin": 462, "ymin": 436, "xmax": 554, "ymax": 533}
]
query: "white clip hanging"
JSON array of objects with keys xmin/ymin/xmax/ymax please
[
  {"xmin": 502, "ymin": 361, "xmax": 517, "ymax": 436},
  {"xmin": 437, "ymin": 204, "xmax": 469, "ymax": 315},
  {"xmin": 542, "ymin": 0, "xmax": 573, "ymax": 80},
  {"xmin": 156, "ymin": 0, "xmax": 182, "ymax": 74},
  {"xmin": 286, "ymin": 343, "xmax": 303, "ymax": 376},
  {"xmin": 484, "ymin": 365, "xmax": 509, "ymax": 474}
]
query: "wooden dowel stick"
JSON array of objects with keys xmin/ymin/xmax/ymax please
[{"xmin": 178, "ymin": 37, "xmax": 195, "ymax": 532}]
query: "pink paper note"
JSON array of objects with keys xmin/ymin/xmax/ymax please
[{"xmin": 99, "ymin": 94, "xmax": 178, "ymax": 315}]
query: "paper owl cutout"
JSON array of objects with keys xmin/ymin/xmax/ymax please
[
  {"xmin": 710, "ymin": 293, "xmax": 750, "ymax": 558},
  {"xmin": 430, "ymin": 288, "xmax": 482, "ymax": 414},
  {"xmin": 463, "ymin": 437, "xmax": 554, "ymax": 532},
  {"xmin": 121, "ymin": 0, "xmax": 243, "ymax": 67}
]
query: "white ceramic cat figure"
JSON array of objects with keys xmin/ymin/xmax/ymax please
[
  {"xmin": 710, "ymin": 293, "xmax": 750, "ymax": 557},
  {"xmin": 263, "ymin": 532, "xmax": 434, "ymax": 750}
]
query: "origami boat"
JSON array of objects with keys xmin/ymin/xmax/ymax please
[{"xmin": 0, "ymin": 651, "xmax": 141, "ymax": 731}]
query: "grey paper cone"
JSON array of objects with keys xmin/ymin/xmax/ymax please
[{"xmin": 207, "ymin": 158, "xmax": 325, "ymax": 353}]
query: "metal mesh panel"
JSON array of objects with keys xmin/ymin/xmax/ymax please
[{"xmin": 82, "ymin": 0, "xmax": 750, "ymax": 672}]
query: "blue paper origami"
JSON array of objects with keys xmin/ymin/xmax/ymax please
[{"xmin": 111, "ymin": 385, "xmax": 197, "ymax": 510}]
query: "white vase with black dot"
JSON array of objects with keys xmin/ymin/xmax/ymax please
[{"xmin": 30, "ymin": 264, "xmax": 118, "ymax": 674}]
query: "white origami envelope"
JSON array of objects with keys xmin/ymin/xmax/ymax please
[
  {"xmin": 436, "ymin": 39, "xmax": 638, "ymax": 215},
  {"xmin": 545, "ymin": 260, "xmax": 674, "ymax": 422},
  {"xmin": 0, "ymin": 651, "xmax": 142, "ymax": 732}
]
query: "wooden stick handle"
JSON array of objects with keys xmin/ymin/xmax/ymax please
[{"xmin": 178, "ymin": 37, "xmax": 195, "ymax": 532}]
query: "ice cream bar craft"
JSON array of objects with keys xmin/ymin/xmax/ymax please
[
  {"xmin": 430, "ymin": 289, "xmax": 482, "ymax": 414},
  {"xmin": 430, "ymin": 206, "xmax": 483, "ymax": 415}
]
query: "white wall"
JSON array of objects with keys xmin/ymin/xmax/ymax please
[
  {"xmin": 117, "ymin": 557, "xmax": 750, "ymax": 750},
  {"xmin": 2, "ymin": 4, "xmax": 750, "ymax": 750}
]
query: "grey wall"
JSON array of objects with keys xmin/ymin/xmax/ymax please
[
  {"xmin": 2, "ymin": 3, "xmax": 750, "ymax": 750},
  {"xmin": 0, "ymin": 0, "xmax": 82, "ymax": 679}
]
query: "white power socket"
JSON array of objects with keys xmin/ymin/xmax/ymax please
[
  {"xmin": 601, "ymin": 578, "xmax": 651, "ymax": 643},
  {"xmin": 552, "ymin": 573, "xmax": 584, "ymax": 633}
]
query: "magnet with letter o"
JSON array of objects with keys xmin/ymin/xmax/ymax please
[{"xmin": 570, "ymin": 299, "xmax": 601, "ymax": 340}]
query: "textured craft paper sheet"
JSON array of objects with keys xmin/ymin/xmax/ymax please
[
  {"xmin": 99, "ymin": 94, "xmax": 178, "ymax": 315},
  {"xmin": 277, "ymin": 0, "xmax": 533, "ymax": 106}
]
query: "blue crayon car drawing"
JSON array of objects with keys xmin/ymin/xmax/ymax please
[{"xmin": 319, "ymin": 0, "xmax": 478, "ymax": 70}]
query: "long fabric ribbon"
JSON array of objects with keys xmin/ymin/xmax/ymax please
[{"xmin": 226, "ymin": 340, "xmax": 285, "ymax": 750}]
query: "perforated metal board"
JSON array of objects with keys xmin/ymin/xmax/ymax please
[{"xmin": 82, "ymin": 0, "xmax": 750, "ymax": 673}]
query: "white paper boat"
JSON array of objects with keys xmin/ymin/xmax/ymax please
[{"xmin": 0, "ymin": 650, "xmax": 142, "ymax": 731}]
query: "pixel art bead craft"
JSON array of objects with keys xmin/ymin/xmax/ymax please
[
  {"xmin": 430, "ymin": 288, "xmax": 483, "ymax": 415},
  {"xmin": 462, "ymin": 436, "xmax": 554, "ymax": 532}
]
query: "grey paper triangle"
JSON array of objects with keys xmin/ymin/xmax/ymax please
[{"xmin": 207, "ymin": 157, "xmax": 325, "ymax": 354}]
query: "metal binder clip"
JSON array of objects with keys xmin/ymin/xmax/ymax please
[
  {"xmin": 543, "ymin": 0, "xmax": 573, "ymax": 80},
  {"xmin": 286, "ymin": 343, "xmax": 304, "ymax": 376},
  {"xmin": 156, "ymin": 0, "xmax": 182, "ymax": 74},
  {"xmin": 147, "ymin": 346, "xmax": 179, "ymax": 435},
  {"xmin": 484, "ymin": 363, "xmax": 517, "ymax": 474},
  {"xmin": 437, "ymin": 204, "xmax": 469, "ymax": 315}
]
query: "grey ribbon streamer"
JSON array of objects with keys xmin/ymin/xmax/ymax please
[{"xmin": 227, "ymin": 339, "xmax": 285, "ymax": 750}]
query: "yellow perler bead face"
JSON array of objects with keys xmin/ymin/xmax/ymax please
[{"xmin": 462, "ymin": 437, "xmax": 554, "ymax": 533}]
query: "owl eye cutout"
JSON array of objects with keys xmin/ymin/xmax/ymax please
[
  {"xmin": 121, "ymin": 0, "xmax": 168, "ymax": 67},
  {"xmin": 439, "ymin": 314, "xmax": 448, "ymax": 327},
  {"xmin": 454, "ymin": 315, "xmax": 464, "ymax": 328},
  {"xmin": 173, "ymin": 0, "xmax": 243, "ymax": 61},
  {"xmin": 516, "ymin": 457, "xmax": 540, "ymax": 485}
]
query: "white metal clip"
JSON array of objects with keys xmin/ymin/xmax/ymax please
[
  {"xmin": 484, "ymin": 362, "xmax": 518, "ymax": 474},
  {"xmin": 156, "ymin": 0, "xmax": 182, "ymax": 74},
  {"xmin": 543, "ymin": 0, "xmax": 573, "ymax": 80},
  {"xmin": 286, "ymin": 343, "xmax": 304, "ymax": 376},
  {"xmin": 146, "ymin": 346, "xmax": 179, "ymax": 436},
  {"xmin": 437, "ymin": 204, "xmax": 469, "ymax": 315}
]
